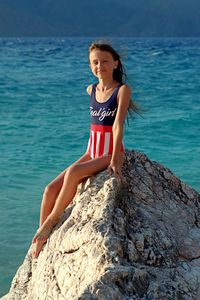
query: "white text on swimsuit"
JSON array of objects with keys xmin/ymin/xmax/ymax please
[{"xmin": 90, "ymin": 107, "xmax": 117, "ymax": 121}]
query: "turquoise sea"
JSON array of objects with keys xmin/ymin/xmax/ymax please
[{"xmin": 0, "ymin": 37, "xmax": 199, "ymax": 296}]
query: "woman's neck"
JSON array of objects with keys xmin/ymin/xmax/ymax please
[{"xmin": 97, "ymin": 79, "xmax": 117, "ymax": 92}]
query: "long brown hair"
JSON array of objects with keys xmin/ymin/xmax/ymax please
[{"xmin": 89, "ymin": 41, "xmax": 143, "ymax": 121}]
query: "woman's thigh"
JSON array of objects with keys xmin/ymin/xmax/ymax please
[
  {"xmin": 70, "ymin": 154, "xmax": 113, "ymax": 181},
  {"xmin": 48, "ymin": 152, "xmax": 92, "ymax": 192}
]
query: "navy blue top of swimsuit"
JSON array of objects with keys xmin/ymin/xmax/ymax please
[{"xmin": 90, "ymin": 83, "xmax": 123, "ymax": 126}]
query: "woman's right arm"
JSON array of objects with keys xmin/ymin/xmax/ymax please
[{"xmin": 86, "ymin": 84, "xmax": 93, "ymax": 96}]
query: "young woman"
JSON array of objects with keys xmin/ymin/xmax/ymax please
[{"xmin": 32, "ymin": 41, "xmax": 139, "ymax": 258}]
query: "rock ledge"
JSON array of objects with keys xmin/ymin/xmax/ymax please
[{"xmin": 2, "ymin": 149, "xmax": 200, "ymax": 300}]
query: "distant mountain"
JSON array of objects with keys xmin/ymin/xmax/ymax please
[{"xmin": 0, "ymin": 0, "xmax": 199, "ymax": 37}]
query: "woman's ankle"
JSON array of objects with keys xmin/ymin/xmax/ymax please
[{"xmin": 47, "ymin": 214, "xmax": 59, "ymax": 226}]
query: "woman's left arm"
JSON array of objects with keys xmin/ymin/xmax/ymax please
[{"xmin": 108, "ymin": 84, "xmax": 131, "ymax": 176}]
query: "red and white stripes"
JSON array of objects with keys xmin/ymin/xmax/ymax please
[{"xmin": 87, "ymin": 124, "xmax": 124, "ymax": 159}]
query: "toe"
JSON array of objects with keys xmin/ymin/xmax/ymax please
[
  {"xmin": 32, "ymin": 234, "xmax": 38, "ymax": 244},
  {"xmin": 32, "ymin": 241, "xmax": 45, "ymax": 259},
  {"xmin": 31, "ymin": 245, "xmax": 36, "ymax": 259}
]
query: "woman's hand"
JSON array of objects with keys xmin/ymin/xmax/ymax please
[{"xmin": 107, "ymin": 159, "xmax": 122, "ymax": 178}]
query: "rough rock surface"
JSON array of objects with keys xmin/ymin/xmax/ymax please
[{"xmin": 2, "ymin": 149, "xmax": 200, "ymax": 300}]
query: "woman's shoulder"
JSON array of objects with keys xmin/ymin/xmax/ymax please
[
  {"xmin": 118, "ymin": 83, "xmax": 132, "ymax": 96},
  {"xmin": 86, "ymin": 83, "xmax": 96, "ymax": 95}
]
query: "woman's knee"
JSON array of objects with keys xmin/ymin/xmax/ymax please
[
  {"xmin": 43, "ymin": 182, "xmax": 60, "ymax": 198},
  {"xmin": 43, "ymin": 171, "xmax": 66, "ymax": 197},
  {"xmin": 64, "ymin": 164, "xmax": 81, "ymax": 182}
]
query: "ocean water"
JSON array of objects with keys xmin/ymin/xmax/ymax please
[{"xmin": 0, "ymin": 37, "xmax": 199, "ymax": 296}]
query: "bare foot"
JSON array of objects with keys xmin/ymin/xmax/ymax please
[
  {"xmin": 32, "ymin": 216, "xmax": 57, "ymax": 244},
  {"xmin": 31, "ymin": 217, "xmax": 58, "ymax": 258},
  {"xmin": 32, "ymin": 240, "xmax": 47, "ymax": 259}
]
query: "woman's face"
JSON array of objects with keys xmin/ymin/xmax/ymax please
[{"xmin": 89, "ymin": 50, "xmax": 118, "ymax": 80}]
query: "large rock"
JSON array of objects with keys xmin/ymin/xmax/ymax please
[{"xmin": 2, "ymin": 150, "xmax": 200, "ymax": 300}]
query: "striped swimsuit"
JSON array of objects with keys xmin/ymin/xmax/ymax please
[{"xmin": 87, "ymin": 83, "xmax": 124, "ymax": 159}]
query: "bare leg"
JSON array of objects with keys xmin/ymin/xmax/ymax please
[
  {"xmin": 32, "ymin": 152, "xmax": 92, "ymax": 258},
  {"xmin": 39, "ymin": 172, "xmax": 65, "ymax": 225},
  {"xmin": 32, "ymin": 154, "xmax": 113, "ymax": 257},
  {"xmin": 39, "ymin": 152, "xmax": 92, "ymax": 226}
]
